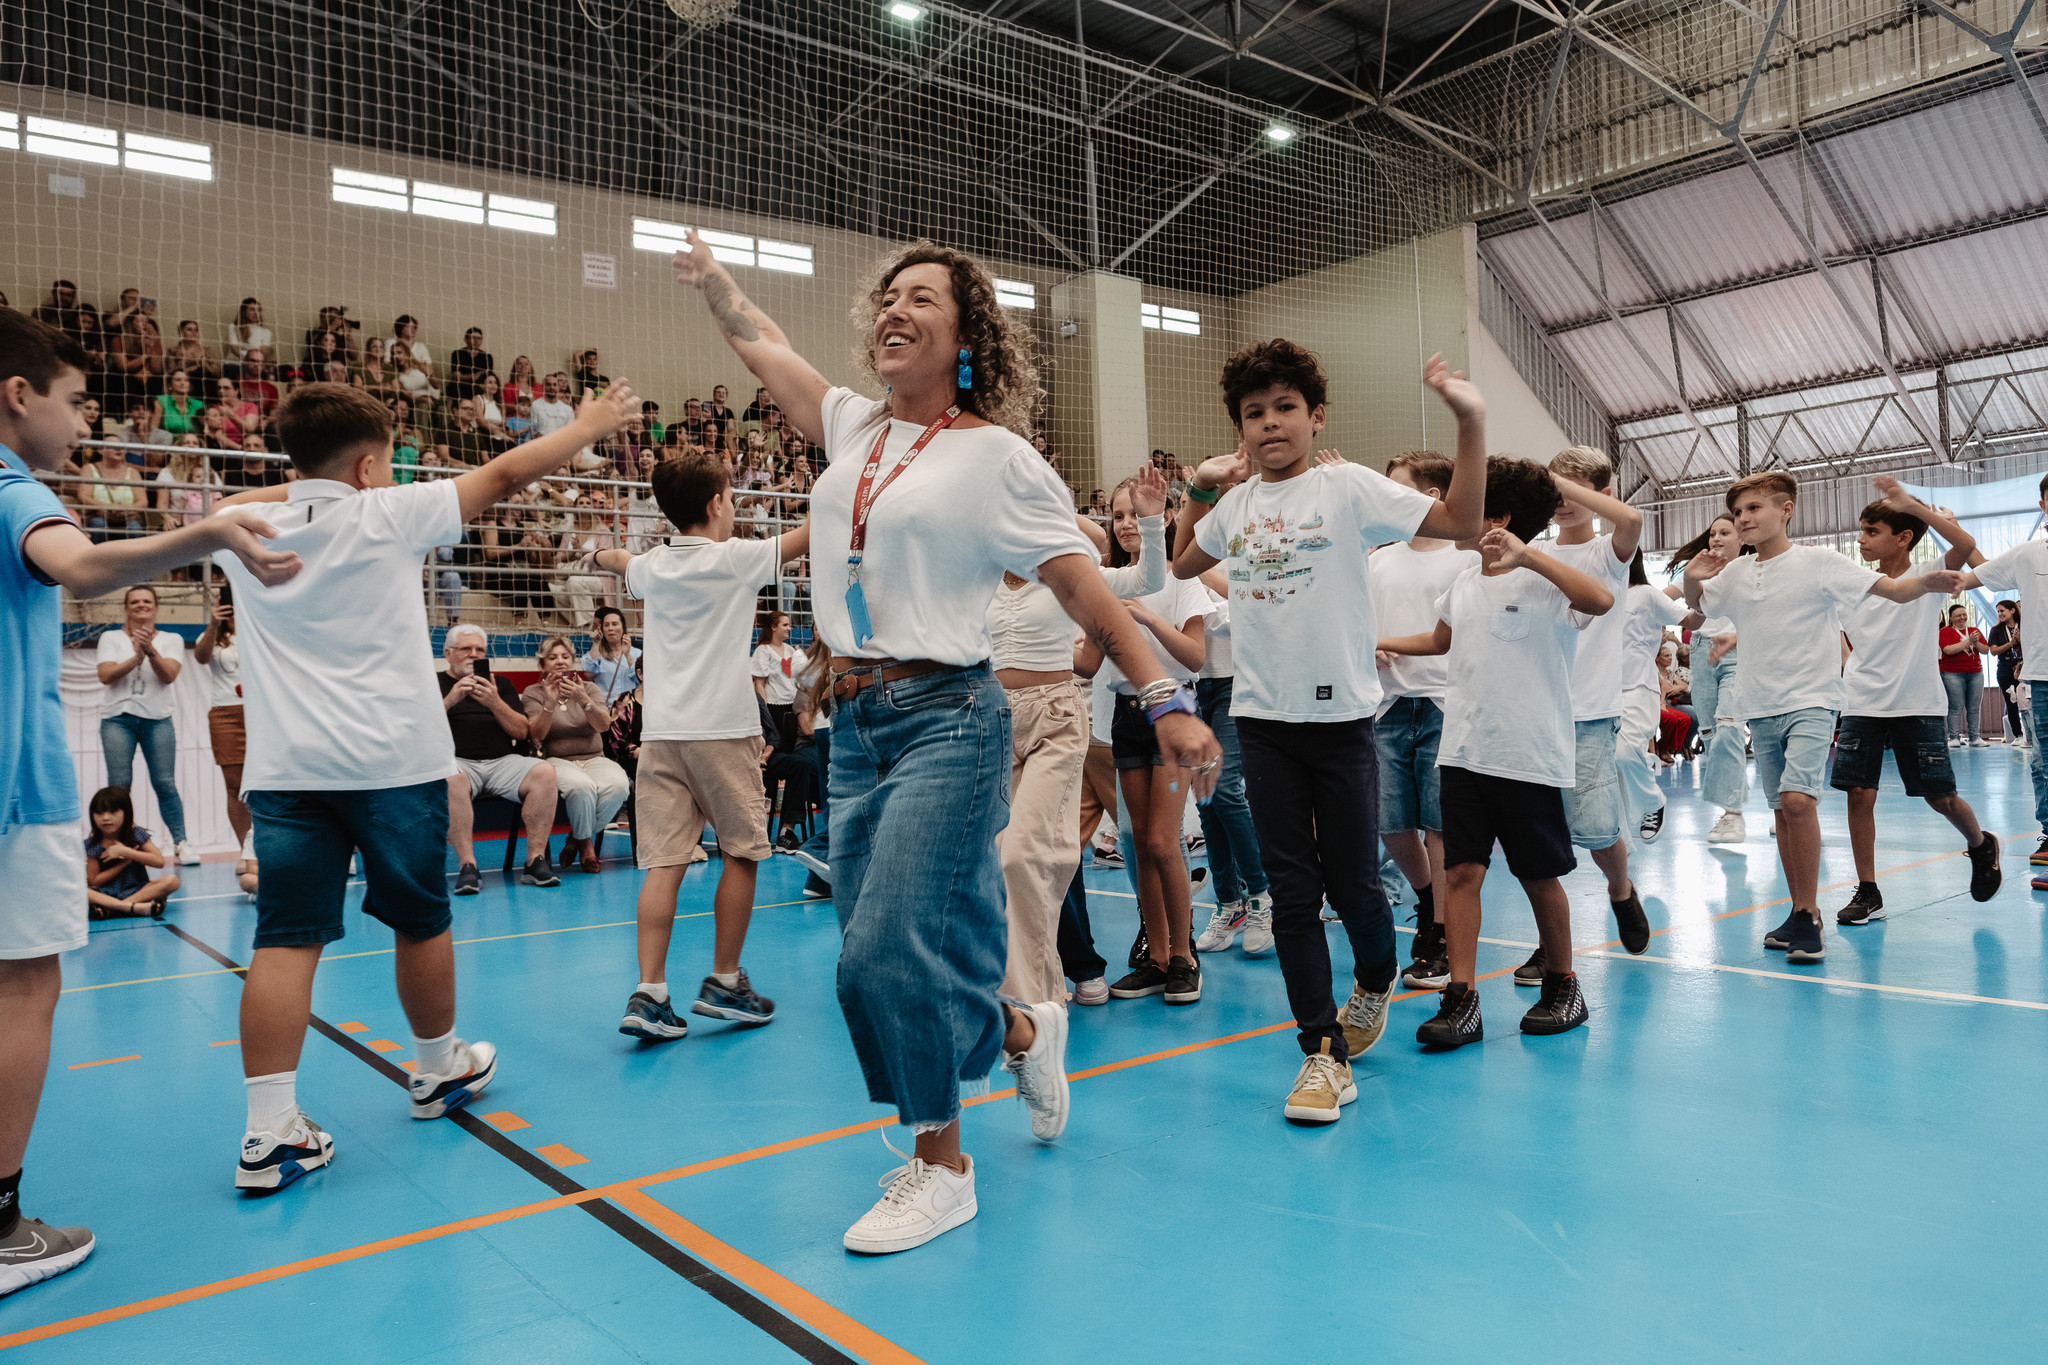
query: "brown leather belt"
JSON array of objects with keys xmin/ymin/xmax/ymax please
[{"xmin": 829, "ymin": 657, "xmax": 962, "ymax": 701}]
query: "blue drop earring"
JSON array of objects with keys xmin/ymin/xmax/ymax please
[{"xmin": 957, "ymin": 348, "xmax": 973, "ymax": 392}]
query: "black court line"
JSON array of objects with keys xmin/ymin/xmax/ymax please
[{"xmin": 159, "ymin": 921, "xmax": 859, "ymax": 1365}]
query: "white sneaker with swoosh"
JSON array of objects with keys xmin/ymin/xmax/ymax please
[
  {"xmin": 0, "ymin": 1217, "xmax": 96, "ymax": 1297},
  {"xmin": 842, "ymin": 1138, "xmax": 977, "ymax": 1255}
]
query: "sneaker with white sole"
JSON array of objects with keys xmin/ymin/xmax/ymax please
[
  {"xmin": 619, "ymin": 990, "xmax": 689, "ymax": 1041},
  {"xmin": 843, "ymin": 1142, "xmax": 977, "ymax": 1254},
  {"xmin": 1706, "ymin": 810, "xmax": 1746, "ymax": 844},
  {"xmin": 1072, "ymin": 977, "xmax": 1109, "ymax": 1006},
  {"xmin": 1242, "ymin": 896, "xmax": 1275, "ymax": 955},
  {"xmin": 1000, "ymin": 1000, "xmax": 1069, "ymax": 1142},
  {"xmin": 408, "ymin": 1039, "xmax": 497, "ymax": 1119},
  {"xmin": 1339, "ymin": 982, "xmax": 1393, "ymax": 1059},
  {"xmin": 1638, "ymin": 807, "xmax": 1665, "ymax": 841},
  {"xmin": 1282, "ymin": 1041, "xmax": 1355, "ymax": 1124},
  {"xmin": 1195, "ymin": 901, "xmax": 1247, "ymax": 953},
  {"xmin": 0, "ymin": 1217, "xmax": 96, "ymax": 1297},
  {"xmin": 235, "ymin": 1108, "xmax": 334, "ymax": 1191},
  {"xmin": 174, "ymin": 839, "xmax": 201, "ymax": 867},
  {"xmin": 693, "ymin": 970, "xmax": 775, "ymax": 1024}
]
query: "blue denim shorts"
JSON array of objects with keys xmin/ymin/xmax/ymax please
[
  {"xmin": 247, "ymin": 781, "xmax": 454, "ymax": 949},
  {"xmin": 1375, "ymin": 695, "xmax": 1444, "ymax": 833},
  {"xmin": 1561, "ymin": 716, "xmax": 1623, "ymax": 850},
  {"xmin": 1831, "ymin": 714, "xmax": 1954, "ymax": 798},
  {"xmin": 1750, "ymin": 708, "xmax": 1837, "ymax": 809}
]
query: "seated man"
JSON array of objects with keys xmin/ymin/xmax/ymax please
[
  {"xmin": 436, "ymin": 398, "xmax": 491, "ymax": 469},
  {"xmin": 440, "ymin": 624, "xmax": 560, "ymax": 892}
]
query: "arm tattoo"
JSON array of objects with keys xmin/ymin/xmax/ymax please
[
  {"xmin": 704, "ymin": 273, "xmax": 762, "ymax": 343},
  {"xmin": 1083, "ymin": 620, "xmax": 1131, "ymax": 670}
]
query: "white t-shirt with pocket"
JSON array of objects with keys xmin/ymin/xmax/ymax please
[
  {"xmin": 626, "ymin": 535, "xmax": 783, "ymax": 741},
  {"xmin": 1700, "ymin": 544, "xmax": 1880, "ymax": 720},
  {"xmin": 1547, "ymin": 534, "xmax": 1632, "ymax": 721},
  {"xmin": 1840, "ymin": 558, "xmax": 1950, "ymax": 718},
  {"xmin": 1434, "ymin": 564, "xmax": 1594, "ymax": 787},
  {"xmin": 1369, "ymin": 540, "xmax": 1480, "ymax": 703}
]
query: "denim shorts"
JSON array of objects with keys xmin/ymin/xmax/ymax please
[
  {"xmin": 1831, "ymin": 713, "xmax": 1954, "ymax": 798},
  {"xmin": 1561, "ymin": 716, "xmax": 1623, "ymax": 850},
  {"xmin": 1375, "ymin": 695, "xmax": 1444, "ymax": 833},
  {"xmin": 1750, "ymin": 708, "xmax": 1837, "ymax": 809},
  {"xmin": 1110, "ymin": 693, "xmax": 1165, "ymax": 772},
  {"xmin": 247, "ymin": 781, "xmax": 454, "ymax": 949}
]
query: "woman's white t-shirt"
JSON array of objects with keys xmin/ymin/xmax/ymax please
[
  {"xmin": 752, "ymin": 642, "xmax": 801, "ymax": 706},
  {"xmin": 206, "ymin": 642, "xmax": 242, "ymax": 709},
  {"xmin": 812, "ymin": 388, "xmax": 1095, "ymax": 666},
  {"xmin": 96, "ymin": 628, "xmax": 186, "ymax": 722},
  {"xmin": 227, "ymin": 323, "xmax": 273, "ymax": 362}
]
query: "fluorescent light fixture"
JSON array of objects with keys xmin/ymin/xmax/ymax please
[
  {"xmin": 26, "ymin": 117, "xmax": 119, "ymax": 166},
  {"xmin": 1264, "ymin": 125, "xmax": 1294, "ymax": 143},
  {"xmin": 994, "ymin": 278, "xmax": 1037, "ymax": 310},
  {"xmin": 488, "ymin": 193, "xmax": 556, "ymax": 234},
  {"xmin": 635, "ymin": 218, "xmax": 811, "ymax": 272},
  {"xmin": 0, "ymin": 111, "xmax": 18, "ymax": 152},
  {"xmin": 632, "ymin": 216, "xmax": 693, "ymax": 253},
  {"xmin": 1141, "ymin": 303, "xmax": 1161, "ymax": 330},
  {"xmin": 123, "ymin": 132, "xmax": 212, "ymax": 180},
  {"xmin": 889, "ymin": 3, "xmax": 926, "ymax": 20},
  {"xmin": 1141, "ymin": 301, "xmax": 1200, "ymax": 335},
  {"xmin": 412, "ymin": 181, "xmax": 485, "ymax": 224},
  {"xmin": 697, "ymin": 228, "xmax": 757, "ymax": 267},
  {"xmin": 757, "ymin": 239, "xmax": 814, "ymax": 275},
  {"xmin": 332, "ymin": 167, "xmax": 409, "ymax": 211}
]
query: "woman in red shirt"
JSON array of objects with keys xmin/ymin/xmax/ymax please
[{"xmin": 1939, "ymin": 604, "xmax": 1989, "ymax": 748}]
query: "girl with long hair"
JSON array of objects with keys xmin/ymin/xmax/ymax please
[
  {"xmin": 84, "ymin": 786, "xmax": 180, "ymax": 919},
  {"xmin": 1669, "ymin": 513, "xmax": 1752, "ymax": 841},
  {"xmin": 193, "ymin": 596, "xmax": 251, "ymax": 856}
]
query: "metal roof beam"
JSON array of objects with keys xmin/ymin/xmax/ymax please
[
  {"xmin": 1918, "ymin": 0, "xmax": 2048, "ymax": 148},
  {"xmin": 1581, "ymin": 197, "xmax": 1747, "ymax": 401}
]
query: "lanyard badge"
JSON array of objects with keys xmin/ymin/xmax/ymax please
[{"xmin": 844, "ymin": 405, "xmax": 960, "ymax": 648}]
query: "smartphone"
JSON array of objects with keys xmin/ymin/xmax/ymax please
[
  {"xmin": 472, "ymin": 656, "xmax": 492, "ymax": 679},
  {"xmin": 573, "ymin": 670, "xmax": 594, "ymax": 683},
  {"xmin": 218, "ymin": 582, "xmax": 233, "ymax": 607},
  {"xmin": 140, "ymin": 297, "xmax": 158, "ymax": 315}
]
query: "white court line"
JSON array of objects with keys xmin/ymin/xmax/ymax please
[{"xmin": 1583, "ymin": 949, "xmax": 2048, "ymax": 1012}]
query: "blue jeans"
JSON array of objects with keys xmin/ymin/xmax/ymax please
[
  {"xmin": 1750, "ymin": 708, "xmax": 1836, "ymax": 810},
  {"xmin": 1193, "ymin": 677, "xmax": 1267, "ymax": 904},
  {"xmin": 830, "ymin": 665, "xmax": 1011, "ymax": 1130},
  {"xmin": 1688, "ymin": 650, "xmax": 1748, "ymax": 812},
  {"xmin": 2026, "ymin": 689, "xmax": 2048, "ymax": 828},
  {"xmin": 247, "ymin": 782, "xmax": 452, "ymax": 948},
  {"xmin": 99, "ymin": 712, "xmax": 188, "ymax": 843},
  {"xmin": 1375, "ymin": 695, "xmax": 1444, "ymax": 833},
  {"xmin": 1943, "ymin": 670, "xmax": 1982, "ymax": 742}
]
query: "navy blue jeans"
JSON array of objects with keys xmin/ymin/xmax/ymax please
[
  {"xmin": 99, "ymin": 712, "xmax": 188, "ymax": 844},
  {"xmin": 1194, "ymin": 677, "xmax": 1268, "ymax": 904}
]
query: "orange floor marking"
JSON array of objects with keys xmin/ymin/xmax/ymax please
[
  {"xmin": 612, "ymin": 1188, "xmax": 928, "ymax": 1365},
  {"xmin": 338, "ymin": 1021, "xmax": 368, "ymax": 1033},
  {"xmin": 66, "ymin": 1055, "xmax": 140, "ymax": 1070},
  {"xmin": 365, "ymin": 1039, "xmax": 402, "ymax": 1053},
  {"xmin": 208, "ymin": 1039, "xmax": 239, "ymax": 1047},
  {"xmin": 481, "ymin": 1111, "xmax": 531, "ymax": 1132},
  {"xmin": 536, "ymin": 1143, "xmax": 588, "ymax": 1167}
]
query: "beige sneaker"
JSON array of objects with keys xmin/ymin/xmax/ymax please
[
  {"xmin": 1340, "ymin": 982, "xmax": 1393, "ymax": 1059},
  {"xmin": 1282, "ymin": 1040, "xmax": 1356, "ymax": 1124}
]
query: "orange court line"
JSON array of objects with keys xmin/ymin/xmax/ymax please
[
  {"xmin": 611, "ymin": 1187, "xmax": 929, "ymax": 1365},
  {"xmin": 65, "ymin": 1055, "xmax": 140, "ymax": 1071},
  {"xmin": 208, "ymin": 1039, "xmax": 238, "ymax": 1048},
  {"xmin": 365, "ymin": 1039, "xmax": 403, "ymax": 1053},
  {"xmin": 481, "ymin": 1111, "xmax": 531, "ymax": 1132},
  {"xmin": 338, "ymin": 1021, "xmax": 368, "ymax": 1033},
  {"xmin": 536, "ymin": 1143, "xmax": 589, "ymax": 1167}
]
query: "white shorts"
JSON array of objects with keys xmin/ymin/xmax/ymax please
[{"xmin": 0, "ymin": 822, "xmax": 90, "ymax": 959}]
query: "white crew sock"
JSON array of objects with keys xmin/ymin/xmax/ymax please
[
  {"xmin": 710, "ymin": 970, "xmax": 740, "ymax": 989},
  {"xmin": 638, "ymin": 981, "xmax": 669, "ymax": 1003},
  {"xmin": 413, "ymin": 1028, "xmax": 459, "ymax": 1078},
  {"xmin": 245, "ymin": 1071, "xmax": 298, "ymax": 1136}
]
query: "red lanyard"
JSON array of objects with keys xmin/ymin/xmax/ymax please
[{"xmin": 847, "ymin": 406, "xmax": 959, "ymax": 563}]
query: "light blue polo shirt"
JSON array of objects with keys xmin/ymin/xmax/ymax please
[{"xmin": 0, "ymin": 445, "xmax": 81, "ymax": 831}]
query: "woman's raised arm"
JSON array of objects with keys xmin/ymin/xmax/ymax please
[{"xmin": 674, "ymin": 229, "xmax": 830, "ymax": 444}]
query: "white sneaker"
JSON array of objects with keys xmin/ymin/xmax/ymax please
[
  {"xmin": 1707, "ymin": 810, "xmax": 1746, "ymax": 844},
  {"xmin": 1973, "ymin": 738, "xmax": 1991, "ymax": 748},
  {"xmin": 1072, "ymin": 977, "xmax": 1109, "ymax": 1006},
  {"xmin": 1000, "ymin": 1000, "xmax": 1069, "ymax": 1142},
  {"xmin": 1195, "ymin": 901, "xmax": 1247, "ymax": 953},
  {"xmin": 235, "ymin": 1108, "xmax": 334, "ymax": 1190},
  {"xmin": 843, "ymin": 1143, "xmax": 977, "ymax": 1254},
  {"xmin": 175, "ymin": 840, "xmax": 201, "ymax": 866},
  {"xmin": 408, "ymin": 1038, "xmax": 497, "ymax": 1119},
  {"xmin": 1949, "ymin": 737, "xmax": 1964, "ymax": 748},
  {"xmin": 1241, "ymin": 895, "xmax": 1275, "ymax": 955},
  {"xmin": 1282, "ymin": 1042, "xmax": 1356, "ymax": 1124}
]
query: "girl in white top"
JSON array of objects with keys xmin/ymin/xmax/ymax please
[
  {"xmin": 670, "ymin": 227, "xmax": 1218, "ymax": 1257},
  {"xmin": 226, "ymin": 298, "xmax": 272, "ymax": 370},
  {"xmin": 1617, "ymin": 553, "xmax": 1695, "ymax": 837},
  {"xmin": 751, "ymin": 609, "xmax": 802, "ymax": 747}
]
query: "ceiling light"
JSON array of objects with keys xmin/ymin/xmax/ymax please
[
  {"xmin": 1264, "ymin": 125, "xmax": 1294, "ymax": 143},
  {"xmin": 889, "ymin": 3, "xmax": 925, "ymax": 20}
]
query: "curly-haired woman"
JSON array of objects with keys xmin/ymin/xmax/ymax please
[{"xmin": 672, "ymin": 229, "xmax": 1218, "ymax": 1255}]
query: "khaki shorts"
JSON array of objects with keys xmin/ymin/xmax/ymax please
[{"xmin": 635, "ymin": 737, "xmax": 773, "ymax": 867}]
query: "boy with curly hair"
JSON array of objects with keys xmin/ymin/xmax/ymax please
[{"xmin": 1379, "ymin": 457, "xmax": 1618, "ymax": 1048}]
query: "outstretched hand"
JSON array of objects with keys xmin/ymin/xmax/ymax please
[
  {"xmin": 575, "ymin": 378, "xmax": 638, "ymax": 437},
  {"xmin": 1154, "ymin": 712, "xmax": 1223, "ymax": 801},
  {"xmin": 1872, "ymin": 474, "xmax": 1922, "ymax": 515},
  {"xmin": 1314, "ymin": 448, "xmax": 1344, "ymax": 468},
  {"xmin": 672, "ymin": 230, "xmax": 720, "ymax": 290},
  {"xmin": 209, "ymin": 504, "xmax": 302, "ymax": 587},
  {"xmin": 1191, "ymin": 443, "xmax": 1250, "ymax": 494},
  {"xmin": 1478, "ymin": 526, "xmax": 1529, "ymax": 571},
  {"xmin": 1708, "ymin": 632, "xmax": 1737, "ymax": 665},
  {"xmin": 1922, "ymin": 568, "xmax": 1967, "ymax": 597},
  {"xmin": 1683, "ymin": 548, "xmax": 1728, "ymax": 583},
  {"xmin": 1423, "ymin": 353, "xmax": 1484, "ymax": 423},
  {"xmin": 1130, "ymin": 462, "xmax": 1169, "ymax": 518}
]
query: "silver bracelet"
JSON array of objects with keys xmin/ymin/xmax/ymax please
[{"xmin": 1136, "ymin": 678, "xmax": 1180, "ymax": 710}]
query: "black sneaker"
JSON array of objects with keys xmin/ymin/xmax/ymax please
[
  {"xmin": 1401, "ymin": 955, "xmax": 1450, "ymax": 991},
  {"xmin": 1513, "ymin": 947, "xmax": 1546, "ymax": 986},
  {"xmin": 1611, "ymin": 886, "xmax": 1650, "ymax": 955},
  {"xmin": 1785, "ymin": 910, "xmax": 1825, "ymax": 963},
  {"xmin": 1521, "ymin": 972, "xmax": 1589, "ymax": 1035},
  {"xmin": 454, "ymin": 863, "xmax": 482, "ymax": 896},
  {"xmin": 1093, "ymin": 844, "xmax": 1124, "ymax": 869},
  {"xmin": 1968, "ymin": 832, "xmax": 2003, "ymax": 903},
  {"xmin": 1163, "ymin": 955, "xmax": 1202, "ymax": 1005},
  {"xmin": 1835, "ymin": 885, "xmax": 1885, "ymax": 926},
  {"xmin": 1109, "ymin": 960, "xmax": 1168, "ymax": 999},
  {"xmin": 1763, "ymin": 910, "xmax": 1799, "ymax": 950},
  {"xmin": 693, "ymin": 970, "xmax": 776, "ymax": 1024},
  {"xmin": 776, "ymin": 825, "xmax": 802, "ymax": 852},
  {"xmin": 1638, "ymin": 807, "xmax": 1665, "ymax": 842},
  {"xmin": 1416, "ymin": 983, "xmax": 1483, "ymax": 1049},
  {"xmin": 521, "ymin": 855, "xmax": 560, "ymax": 888},
  {"xmin": 1127, "ymin": 925, "xmax": 1150, "ymax": 971}
]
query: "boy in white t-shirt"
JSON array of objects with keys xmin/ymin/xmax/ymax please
[
  {"xmin": 1684, "ymin": 471, "xmax": 1963, "ymax": 962},
  {"xmin": 1379, "ymin": 457, "xmax": 1615, "ymax": 1048},
  {"xmin": 1175, "ymin": 342, "xmax": 1486, "ymax": 1124},
  {"xmin": 1833, "ymin": 481, "xmax": 2001, "ymax": 923},
  {"xmin": 1960, "ymin": 471, "xmax": 2048, "ymax": 883},
  {"xmin": 584, "ymin": 449, "xmax": 809, "ymax": 1040},
  {"xmin": 212, "ymin": 377, "xmax": 637, "ymax": 1192},
  {"xmin": 1368, "ymin": 451, "xmax": 1478, "ymax": 991}
]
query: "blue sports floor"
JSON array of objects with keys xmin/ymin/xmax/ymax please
[{"xmin": 8, "ymin": 746, "xmax": 2048, "ymax": 1362}]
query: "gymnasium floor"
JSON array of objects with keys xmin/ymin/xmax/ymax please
[{"xmin": 7, "ymin": 746, "xmax": 2048, "ymax": 1363}]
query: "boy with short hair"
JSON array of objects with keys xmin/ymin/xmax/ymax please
[
  {"xmin": 1958, "ymin": 472, "xmax": 2048, "ymax": 884},
  {"xmin": 0, "ymin": 308, "xmax": 298, "ymax": 1290},
  {"xmin": 1173, "ymin": 344, "xmax": 1486, "ymax": 1125},
  {"xmin": 1380, "ymin": 457, "xmax": 1616, "ymax": 1047},
  {"xmin": 1369, "ymin": 451, "xmax": 1479, "ymax": 990},
  {"xmin": 213, "ymin": 376, "xmax": 637, "ymax": 1191},
  {"xmin": 1833, "ymin": 478, "xmax": 2001, "ymax": 921},
  {"xmin": 583, "ymin": 448, "xmax": 809, "ymax": 1040},
  {"xmin": 1684, "ymin": 471, "xmax": 1963, "ymax": 962}
]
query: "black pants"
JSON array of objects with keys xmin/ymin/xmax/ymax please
[
  {"xmin": 1237, "ymin": 714, "xmax": 1395, "ymax": 1061},
  {"xmin": 1056, "ymin": 865, "xmax": 1108, "ymax": 983}
]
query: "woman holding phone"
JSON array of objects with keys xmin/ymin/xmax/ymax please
[{"xmin": 522, "ymin": 637, "xmax": 630, "ymax": 873}]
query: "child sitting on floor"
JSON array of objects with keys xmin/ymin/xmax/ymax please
[{"xmin": 84, "ymin": 786, "xmax": 180, "ymax": 919}]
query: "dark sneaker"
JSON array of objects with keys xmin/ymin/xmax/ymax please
[
  {"xmin": 1092, "ymin": 844, "xmax": 1123, "ymax": 869},
  {"xmin": 1513, "ymin": 947, "xmax": 1546, "ymax": 986},
  {"xmin": 1638, "ymin": 807, "xmax": 1665, "ymax": 842},
  {"xmin": 801, "ymin": 874, "xmax": 832, "ymax": 900},
  {"xmin": 521, "ymin": 855, "xmax": 560, "ymax": 888},
  {"xmin": 1612, "ymin": 886, "xmax": 1651, "ymax": 955},
  {"xmin": 776, "ymin": 825, "xmax": 802, "ymax": 852},
  {"xmin": 1968, "ymin": 832, "xmax": 2003, "ymax": 903},
  {"xmin": 2031, "ymin": 836, "xmax": 2048, "ymax": 867},
  {"xmin": 235, "ymin": 1109, "xmax": 334, "ymax": 1191},
  {"xmin": 1402, "ymin": 955, "xmax": 1451, "ymax": 990},
  {"xmin": 1109, "ymin": 960, "xmax": 1168, "ymax": 999},
  {"xmin": 1785, "ymin": 911, "xmax": 1826, "ymax": 963},
  {"xmin": 693, "ymin": 971, "xmax": 776, "ymax": 1024},
  {"xmin": 1835, "ymin": 885, "xmax": 1885, "ymax": 926},
  {"xmin": 1163, "ymin": 955, "xmax": 1202, "ymax": 1005},
  {"xmin": 1520, "ymin": 972, "xmax": 1589, "ymax": 1036},
  {"xmin": 1416, "ymin": 983, "xmax": 1483, "ymax": 1049},
  {"xmin": 0, "ymin": 1216, "xmax": 95, "ymax": 1296},
  {"xmin": 1127, "ymin": 926, "xmax": 1150, "ymax": 971},
  {"xmin": 619, "ymin": 990, "xmax": 689, "ymax": 1041},
  {"xmin": 454, "ymin": 862, "xmax": 482, "ymax": 896},
  {"xmin": 1763, "ymin": 910, "xmax": 1800, "ymax": 950}
]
